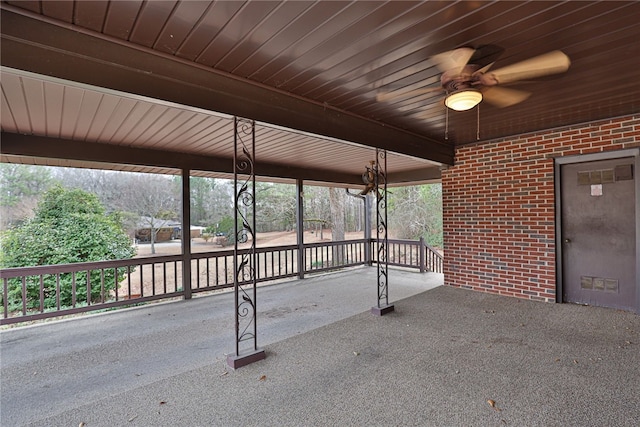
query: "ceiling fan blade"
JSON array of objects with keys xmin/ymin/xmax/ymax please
[
  {"xmin": 431, "ymin": 47, "xmax": 474, "ymax": 74},
  {"xmin": 468, "ymin": 44, "xmax": 504, "ymax": 70},
  {"xmin": 473, "ymin": 62, "xmax": 496, "ymax": 76},
  {"xmin": 481, "ymin": 50, "xmax": 570, "ymax": 85},
  {"xmin": 376, "ymin": 87, "xmax": 442, "ymax": 102},
  {"xmin": 482, "ymin": 87, "xmax": 531, "ymax": 108}
]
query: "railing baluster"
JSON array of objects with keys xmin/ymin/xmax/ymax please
[
  {"xmin": 207, "ymin": 258, "xmax": 211, "ymax": 289},
  {"xmin": 224, "ymin": 255, "xmax": 228, "ymax": 285},
  {"xmin": 21, "ymin": 277, "xmax": 26, "ymax": 315},
  {"xmin": 115, "ymin": 268, "xmax": 119, "ymax": 301},
  {"xmin": 138, "ymin": 265, "xmax": 143, "ymax": 297},
  {"xmin": 305, "ymin": 247, "xmax": 309, "ymax": 271},
  {"xmin": 215, "ymin": 256, "xmax": 219, "ymax": 286},
  {"xmin": 194, "ymin": 259, "xmax": 199, "ymax": 289},
  {"xmin": 173, "ymin": 261, "xmax": 178, "ymax": 292},
  {"xmin": 313, "ymin": 246, "xmax": 317, "ymax": 270},
  {"xmin": 151, "ymin": 263, "xmax": 156, "ymax": 296},
  {"xmin": 272, "ymin": 250, "xmax": 276, "ymax": 276},
  {"xmin": 262, "ymin": 249, "xmax": 277, "ymax": 278},
  {"xmin": 127, "ymin": 265, "xmax": 133, "ymax": 298},
  {"xmin": 55, "ymin": 274, "xmax": 60, "ymax": 310},
  {"xmin": 100, "ymin": 269, "xmax": 105, "ymax": 303},
  {"xmin": 39, "ymin": 275, "xmax": 45, "ymax": 312},
  {"xmin": 86, "ymin": 271, "xmax": 91, "ymax": 305},
  {"xmin": 285, "ymin": 249, "xmax": 289, "ymax": 275},
  {"xmin": 163, "ymin": 263, "xmax": 168, "ymax": 295},
  {"xmin": 72, "ymin": 272, "xmax": 77, "ymax": 307},
  {"xmin": 3, "ymin": 277, "xmax": 8, "ymax": 319}
]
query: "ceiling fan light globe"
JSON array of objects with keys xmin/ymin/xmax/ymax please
[{"xmin": 445, "ymin": 90, "xmax": 483, "ymax": 111}]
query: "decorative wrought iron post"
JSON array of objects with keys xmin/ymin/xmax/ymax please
[
  {"xmin": 227, "ymin": 117, "xmax": 266, "ymax": 369},
  {"xmin": 371, "ymin": 148, "xmax": 394, "ymax": 316}
]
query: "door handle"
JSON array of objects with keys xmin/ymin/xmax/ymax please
[{"xmin": 564, "ymin": 238, "xmax": 571, "ymax": 244}]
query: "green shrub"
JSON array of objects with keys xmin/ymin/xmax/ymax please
[
  {"xmin": 217, "ymin": 215, "xmax": 244, "ymax": 243},
  {"xmin": 1, "ymin": 186, "xmax": 135, "ymax": 311}
]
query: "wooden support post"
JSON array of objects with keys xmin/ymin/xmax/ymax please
[
  {"xmin": 181, "ymin": 168, "xmax": 192, "ymax": 300},
  {"xmin": 296, "ymin": 179, "xmax": 305, "ymax": 279}
]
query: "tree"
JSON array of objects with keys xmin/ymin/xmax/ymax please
[
  {"xmin": 51, "ymin": 168, "xmax": 124, "ymax": 210},
  {"xmin": 207, "ymin": 179, "xmax": 235, "ymax": 228},
  {"xmin": 388, "ymin": 184, "xmax": 443, "ymax": 248},
  {"xmin": 121, "ymin": 174, "xmax": 180, "ymax": 254},
  {"xmin": 0, "ymin": 186, "xmax": 136, "ymax": 311},
  {"xmin": 328, "ymin": 187, "xmax": 346, "ymax": 265},
  {"xmin": 0, "ymin": 164, "xmax": 56, "ymax": 228},
  {"xmin": 255, "ymin": 182, "xmax": 296, "ymax": 232},
  {"xmin": 303, "ymin": 185, "xmax": 331, "ymax": 237},
  {"xmin": 190, "ymin": 176, "xmax": 213, "ymax": 226}
]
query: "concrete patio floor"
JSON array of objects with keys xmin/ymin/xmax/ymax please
[{"xmin": 2, "ymin": 267, "xmax": 639, "ymax": 426}]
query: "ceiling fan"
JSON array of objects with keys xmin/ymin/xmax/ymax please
[{"xmin": 377, "ymin": 45, "xmax": 571, "ymax": 111}]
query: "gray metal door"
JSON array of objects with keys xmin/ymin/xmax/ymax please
[{"xmin": 561, "ymin": 157, "xmax": 636, "ymax": 310}]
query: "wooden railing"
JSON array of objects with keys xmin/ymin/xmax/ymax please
[
  {"xmin": 381, "ymin": 238, "xmax": 443, "ymax": 274},
  {"xmin": 1, "ymin": 238, "xmax": 442, "ymax": 325}
]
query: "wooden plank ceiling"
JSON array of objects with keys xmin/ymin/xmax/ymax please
[{"xmin": 1, "ymin": 1, "xmax": 639, "ymax": 186}]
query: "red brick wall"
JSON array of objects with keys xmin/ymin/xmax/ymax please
[{"xmin": 442, "ymin": 115, "xmax": 640, "ymax": 302}]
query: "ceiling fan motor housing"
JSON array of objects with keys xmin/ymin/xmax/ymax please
[{"xmin": 441, "ymin": 64, "xmax": 483, "ymax": 92}]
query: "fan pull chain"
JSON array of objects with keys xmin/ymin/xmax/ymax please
[
  {"xmin": 445, "ymin": 100, "xmax": 449, "ymax": 140},
  {"xmin": 476, "ymin": 103, "xmax": 480, "ymax": 140}
]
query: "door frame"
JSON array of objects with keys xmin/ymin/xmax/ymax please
[{"xmin": 554, "ymin": 148, "xmax": 640, "ymax": 313}]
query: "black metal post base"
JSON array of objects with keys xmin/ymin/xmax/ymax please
[
  {"xmin": 227, "ymin": 349, "xmax": 266, "ymax": 369},
  {"xmin": 371, "ymin": 304, "xmax": 395, "ymax": 316}
]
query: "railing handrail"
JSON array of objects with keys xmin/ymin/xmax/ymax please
[
  {"xmin": 0, "ymin": 254, "xmax": 183, "ymax": 278},
  {"xmin": 304, "ymin": 238, "xmax": 368, "ymax": 248}
]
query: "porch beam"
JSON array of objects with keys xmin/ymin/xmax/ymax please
[
  {"xmin": 0, "ymin": 8, "xmax": 454, "ymax": 165},
  {"xmin": 0, "ymin": 133, "xmax": 365, "ymax": 186},
  {"xmin": 387, "ymin": 167, "xmax": 442, "ymax": 185}
]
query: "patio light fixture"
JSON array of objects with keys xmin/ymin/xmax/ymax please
[{"xmin": 445, "ymin": 89, "xmax": 482, "ymax": 111}]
